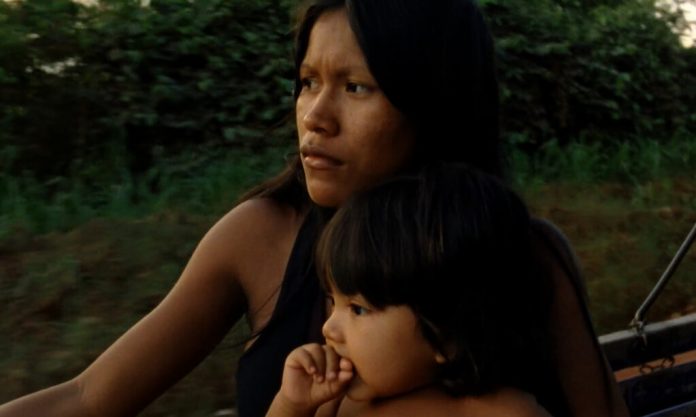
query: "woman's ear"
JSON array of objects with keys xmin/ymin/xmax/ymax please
[{"xmin": 434, "ymin": 351, "xmax": 448, "ymax": 364}]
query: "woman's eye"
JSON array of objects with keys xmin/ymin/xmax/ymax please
[
  {"xmin": 346, "ymin": 82, "xmax": 369, "ymax": 94},
  {"xmin": 350, "ymin": 303, "xmax": 369, "ymax": 316},
  {"xmin": 301, "ymin": 77, "xmax": 318, "ymax": 90}
]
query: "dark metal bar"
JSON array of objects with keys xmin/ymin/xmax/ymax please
[
  {"xmin": 600, "ymin": 312, "xmax": 696, "ymax": 370},
  {"xmin": 631, "ymin": 221, "xmax": 696, "ymax": 330}
]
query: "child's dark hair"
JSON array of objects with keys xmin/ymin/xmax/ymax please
[{"xmin": 316, "ymin": 163, "xmax": 566, "ymax": 414}]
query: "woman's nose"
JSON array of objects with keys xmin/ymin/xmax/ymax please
[
  {"xmin": 301, "ymin": 91, "xmax": 339, "ymax": 137},
  {"xmin": 322, "ymin": 311, "xmax": 343, "ymax": 344}
]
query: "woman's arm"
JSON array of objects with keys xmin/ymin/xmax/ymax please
[
  {"xmin": 548, "ymin": 257, "xmax": 628, "ymax": 417},
  {"xmin": 0, "ymin": 198, "xmax": 301, "ymax": 417},
  {"xmin": 0, "ymin": 381, "xmax": 86, "ymax": 416},
  {"xmin": 533, "ymin": 219, "xmax": 629, "ymax": 417}
]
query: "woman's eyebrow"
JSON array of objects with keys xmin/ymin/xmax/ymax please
[{"xmin": 300, "ymin": 63, "xmax": 370, "ymax": 78}]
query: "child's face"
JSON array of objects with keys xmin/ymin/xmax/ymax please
[{"xmin": 322, "ymin": 284, "xmax": 441, "ymax": 402}]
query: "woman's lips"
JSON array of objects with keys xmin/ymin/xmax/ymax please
[{"xmin": 301, "ymin": 149, "xmax": 343, "ymax": 170}]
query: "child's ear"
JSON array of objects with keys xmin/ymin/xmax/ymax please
[{"xmin": 433, "ymin": 342, "xmax": 457, "ymax": 365}]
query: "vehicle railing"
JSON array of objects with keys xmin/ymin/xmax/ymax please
[{"xmin": 599, "ymin": 221, "xmax": 696, "ymax": 417}]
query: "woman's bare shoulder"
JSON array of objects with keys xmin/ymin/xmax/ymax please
[
  {"xmin": 204, "ymin": 198, "xmax": 302, "ymax": 251},
  {"xmin": 200, "ymin": 198, "xmax": 303, "ymax": 279},
  {"xmin": 212, "ymin": 198, "xmax": 302, "ymax": 241}
]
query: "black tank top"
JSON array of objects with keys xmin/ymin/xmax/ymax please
[{"xmin": 235, "ymin": 209, "xmax": 326, "ymax": 417}]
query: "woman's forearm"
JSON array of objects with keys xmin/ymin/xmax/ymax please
[{"xmin": 0, "ymin": 379, "xmax": 94, "ymax": 417}]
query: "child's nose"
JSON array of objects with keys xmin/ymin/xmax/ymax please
[{"xmin": 322, "ymin": 311, "xmax": 343, "ymax": 344}]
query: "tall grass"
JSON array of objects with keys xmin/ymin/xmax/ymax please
[
  {"xmin": 2, "ymin": 137, "xmax": 695, "ymax": 239},
  {"xmin": 0, "ymin": 145, "xmax": 293, "ymax": 239},
  {"xmin": 510, "ymin": 136, "xmax": 696, "ymax": 187}
]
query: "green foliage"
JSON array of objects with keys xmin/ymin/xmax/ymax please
[
  {"xmin": 0, "ymin": 0, "xmax": 295, "ymax": 183},
  {"xmin": 2, "ymin": 0, "xmax": 694, "ymax": 181},
  {"xmin": 0, "ymin": 0, "xmax": 695, "ymax": 224},
  {"xmin": 484, "ymin": 0, "xmax": 696, "ymax": 149},
  {"xmin": 510, "ymin": 135, "xmax": 696, "ymax": 186},
  {"xmin": 0, "ymin": 145, "xmax": 291, "ymax": 238}
]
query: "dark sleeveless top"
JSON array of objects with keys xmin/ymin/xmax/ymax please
[
  {"xmin": 235, "ymin": 209, "xmax": 326, "ymax": 417},
  {"xmin": 234, "ymin": 213, "xmax": 609, "ymax": 417}
]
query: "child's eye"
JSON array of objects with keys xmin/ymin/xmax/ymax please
[
  {"xmin": 326, "ymin": 294, "xmax": 335, "ymax": 307},
  {"xmin": 346, "ymin": 82, "xmax": 369, "ymax": 94},
  {"xmin": 350, "ymin": 303, "xmax": 370, "ymax": 316}
]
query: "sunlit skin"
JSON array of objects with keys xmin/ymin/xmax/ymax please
[
  {"xmin": 267, "ymin": 287, "xmax": 555, "ymax": 417},
  {"xmin": 321, "ymin": 288, "xmax": 442, "ymax": 402},
  {"xmin": 270, "ymin": 284, "xmax": 443, "ymax": 416},
  {"xmin": 296, "ymin": 8, "xmax": 416, "ymax": 208}
]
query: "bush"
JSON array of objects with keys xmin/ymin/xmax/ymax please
[
  {"xmin": 0, "ymin": 0, "xmax": 694, "ymax": 186},
  {"xmin": 483, "ymin": 0, "xmax": 696, "ymax": 150},
  {"xmin": 0, "ymin": 0, "xmax": 295, "ymax": 184}
]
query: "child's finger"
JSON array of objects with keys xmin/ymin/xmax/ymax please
[
  {"xmin": 322, "ymin": 345, "xmax": 341, "ymax": 381},
  {"xmin": 286, "ymin": 344, "xmax": 321, "ymax": 376},
  {"xmin": 303, "ymin": 344, "xmax": 327, "ymax": 382},
  {"xmin": 339, "ymin": 357, "xmax": 353, "ymax": 371},
  {"xmin": 338, "ymin": 357, "xmax": 354, "ymax": 382}
]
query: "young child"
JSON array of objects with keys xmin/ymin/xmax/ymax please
[{"xmin": 265, "ymin": 164, "xmax": 566, "ymax": 417}]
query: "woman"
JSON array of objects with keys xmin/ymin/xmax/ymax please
[{"xmin": 0, "ymin": 1, "xmax": 628, "ymax": 417}]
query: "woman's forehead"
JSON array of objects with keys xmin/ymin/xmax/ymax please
[{"xmin": 303, "ymin": 8, "xmax": 368, "ymax": 70}]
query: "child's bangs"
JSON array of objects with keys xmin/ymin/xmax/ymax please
[{"xmin": 316, "ymin": 179, "xmax": 423, "ymax": 309}]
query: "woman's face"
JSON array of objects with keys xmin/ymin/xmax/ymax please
[{"xmin": 296, "ymin": 8, "xmax": 416, "ymax": 207}]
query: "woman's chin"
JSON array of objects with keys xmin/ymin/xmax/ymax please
[{"xmin": 306, "ymin": 186, "xmax": 347, "ymax": 208}]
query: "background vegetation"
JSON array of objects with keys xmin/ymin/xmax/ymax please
[{"xmin": 0, "ymin": 0, "xmax": 695, "ymax": 415}]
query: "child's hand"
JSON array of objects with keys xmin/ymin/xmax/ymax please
[{"xmin": 278, "ymin": 343, "xmax": 354, "ymax": 412}]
